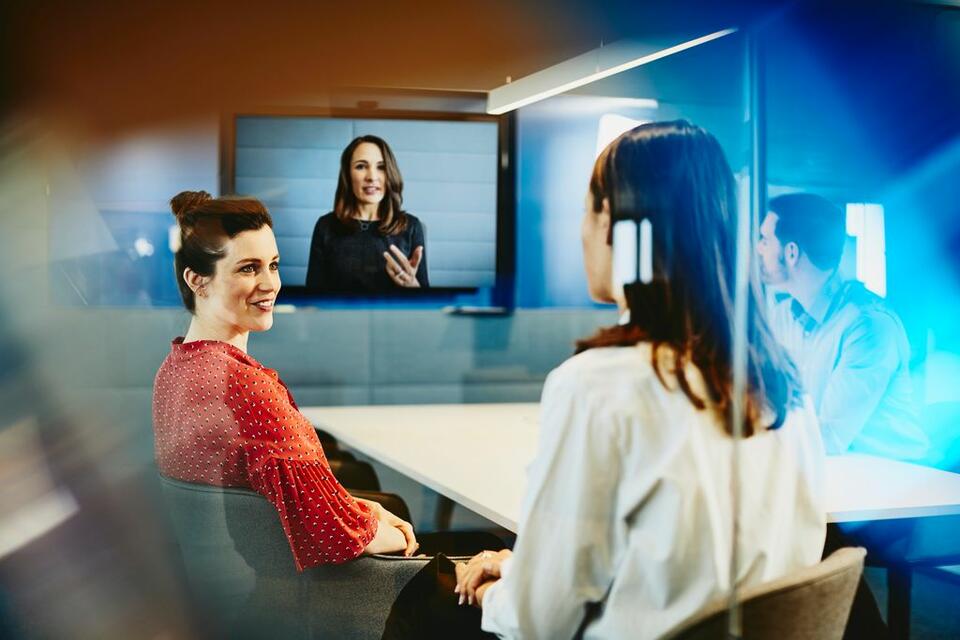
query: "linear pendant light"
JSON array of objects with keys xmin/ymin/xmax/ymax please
[{"xmin": 486, "ymin": 28, "xmax": 738, "ymax": 115}]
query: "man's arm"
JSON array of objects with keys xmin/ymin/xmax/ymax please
[{"xmin": 817, "ymin": 311, "xmax": 902, "ymax": 453}]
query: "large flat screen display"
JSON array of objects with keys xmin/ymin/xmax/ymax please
[{"xmin": 231, "ymin": 114, "xmax": 500, "ymax": 295}]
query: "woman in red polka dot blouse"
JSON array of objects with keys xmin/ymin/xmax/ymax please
[{"xmin": 153, "ymin": 190, "xmax": 417, "ymax": 570}]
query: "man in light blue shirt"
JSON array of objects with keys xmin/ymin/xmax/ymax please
[{"xmin": 757, "ymin": 193, "xmax": 929, "ymax": 461}]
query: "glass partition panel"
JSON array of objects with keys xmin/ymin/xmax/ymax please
[{"xmin": 513, "ymin": 28, "xmax": 757, "ymax": 635}]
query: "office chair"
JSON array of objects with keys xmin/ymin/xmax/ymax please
[
  {"xmin": 668, "ymin": 547, "xmax": 865, "ymax": 640},
  {"xmin": 329, "ymin": 457, "xmax": 381, "ymax": 491},
  {"xmin": 159, "ymin": 475, "xmax": 431, "ymax": 640}
]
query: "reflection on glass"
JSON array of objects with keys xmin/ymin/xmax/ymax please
[{"xmin": 759, "ymin": 193, "xmax": 928, "ymax": 461}]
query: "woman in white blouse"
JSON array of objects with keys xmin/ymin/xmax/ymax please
[{"xmin": 454, "ymin": 121, "xmax": 827, "ymax": 639}]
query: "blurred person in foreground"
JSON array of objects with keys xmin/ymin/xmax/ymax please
[{"xmin": 451, "ymin": 121, "xmax": 826, "ymax": 639}]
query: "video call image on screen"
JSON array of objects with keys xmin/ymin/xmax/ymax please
[{"xmin": 234, "ymin": 116, "xmax": 499, "ymax": 294}]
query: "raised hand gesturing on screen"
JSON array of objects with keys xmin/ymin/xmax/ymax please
[{"xmin": 383, "ymin": 244, "xmax": 423, "ymax": 288}]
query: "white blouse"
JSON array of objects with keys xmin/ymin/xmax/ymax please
[{"xmin": 481, "ymin": 344, "xmax": 826, "ymax": 639}]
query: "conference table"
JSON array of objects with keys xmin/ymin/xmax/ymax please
[
  {"xmin": 303, "ymin": 402, "xmax": 960, "ymax": 639},
  {"xmin": 302, "ymin": 402, "xmax": 960, "ymax": 529}
]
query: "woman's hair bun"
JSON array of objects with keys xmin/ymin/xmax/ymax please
[{"xmin": 170, "ymin": 190, "xmax": 213, "ymax": 222}]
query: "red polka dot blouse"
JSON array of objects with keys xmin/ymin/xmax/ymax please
[{"xmin": 153, "ymin": 338, "xmax": 377, "ymax": 570}]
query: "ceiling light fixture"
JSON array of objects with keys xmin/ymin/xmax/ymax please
[{"xmin": 486, "ymin": 28, "xmax": 738, "ymax": 115}]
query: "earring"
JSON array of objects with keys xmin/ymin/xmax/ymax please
[{"xmin": 196, "ymin": 286, "xmax": 206, "ymax": 298}]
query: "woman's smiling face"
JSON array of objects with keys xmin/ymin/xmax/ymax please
[{"xmin": 196, "ymin": 226, "xmax": 281, "ymax": 334}]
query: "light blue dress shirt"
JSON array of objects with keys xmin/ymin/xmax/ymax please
[{"xmin": 768, "ymin": 274, "xmax": 929, "ymax": 460}]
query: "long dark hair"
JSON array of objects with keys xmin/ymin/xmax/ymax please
[
  {"xmin": 170, "ymin": 190, "xmax": 273, "ymax": 312},
  {"xmin": 334, "ymin": 135, "xmax": 409, "ymax": 235},
  {"xmin": 577, "ymin": 120, "xmax": 802, "ymax": 436}
]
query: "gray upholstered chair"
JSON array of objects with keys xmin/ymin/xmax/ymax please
[
  {"xmin": 668, "ymin": 547, "xmax": 866, "ymax": 640},
  {"xmin": 159, "ymin": 476, "xmax": 432, "ymax": 640}
]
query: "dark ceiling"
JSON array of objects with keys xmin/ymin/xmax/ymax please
[
  {"xmin": 0, "ymin": 1, "xmax": 777, "ymax": 134},
  {"xmin": 1, "ymin": 0, "xmax": 956, "ymax": 176}
]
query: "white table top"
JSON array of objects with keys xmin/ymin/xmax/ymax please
[{"xmin": 302, "ymin": 403, "xmax": 960, "ymax": 530}]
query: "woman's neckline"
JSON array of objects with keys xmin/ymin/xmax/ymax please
[
  {"xmin": 351, "ymin": 207, "xmax": 380, "ymax": 222},
  {"xmin": 175, "ymin": 337, "xmax": 247, "ymax": 355}
]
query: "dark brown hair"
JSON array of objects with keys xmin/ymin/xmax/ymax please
[
  {"xmin": 334, "ymin": 135, "xmax": 409, "ymax": 235},
  {"xmin": 768, "ymin": 193, "xmax": 845, "ymax": 271},
  {"xmin": 170, "ymin": 190, "xmax": 273, "ymax": 313},
  {"xmin": 577, "ymin": 120, "xmax": 802, "ymax": 436}
]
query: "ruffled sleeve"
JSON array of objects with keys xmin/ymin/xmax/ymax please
[{"xmin": 226, "ymin": 364, "xmax": 377, "ymax": 570}]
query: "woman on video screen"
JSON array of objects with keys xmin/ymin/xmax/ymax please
[{"xmin": 305, "ymin": 135, "xmax": 429, "ymax": 293}]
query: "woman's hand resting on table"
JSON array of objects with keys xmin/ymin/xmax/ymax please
[
  {"xmin": 455, "ymin": 549, "xmax": 513, "ymax": 608},
  {"xmin": 358, "ymin": 498, "xmax": 419, "ymax": 556}
]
